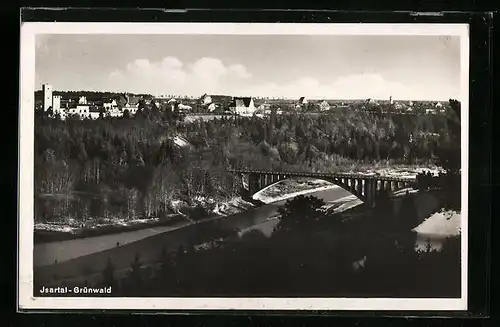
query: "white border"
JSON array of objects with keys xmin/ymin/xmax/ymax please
[{"xmin": 18, "ymin": 22, "xmax": 469, "ymax": 311}]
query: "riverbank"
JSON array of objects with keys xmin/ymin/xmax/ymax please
[
  {"xmin": 34, "ymin": 197, "xmax": 256, "ymax": 244},
  {"xmin": 33, "ymin": 165, "xmax": 436, "ymax": 244},
  {"xmin": 33, "ymin": 186, "xmax": 356, "ymax": 284},
  {"xmin": 34, "ymin": 178, "xmax": 341, "ymax": 244},
  {"xmin": 34, "ymin": 215, "xmax": 186, "ymax": 244}
]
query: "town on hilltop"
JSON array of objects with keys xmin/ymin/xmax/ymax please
[{"xmin": 35, "ymin": 83, "xmax": 449, "ymax": 121}]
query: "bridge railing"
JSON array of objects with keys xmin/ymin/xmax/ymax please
[{"xmin": 227, "ymin": 169, "xmax": 417, "ymax": 183}]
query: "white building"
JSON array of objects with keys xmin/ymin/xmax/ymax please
[
  {"xmin": 258, "ymin": 103, "xmax": 271, "ymax": 111},
  {"xmin": 201, "ymin": 94, "xmax": 212, "ymax": 105},
  {"xmin": 51, "ymin": 95, "xmax": 67, "ymax": 120},
  {"xmin": 78, "ymin": 96, "xmax": 88, "ymax": 105},
  {"xmin": 122, "ymin": 94, "xmax": 140, "ymax": 115},
  {"xmin": 171, "ymin": 136, "xmax": 191, "ymax": 148},
  {"xmin": 394, "ymin": 102, "xmax": 404, "ymax": 110},
  {"xmin": 89, "ymin": 107, "xmax": 101, "ymax": 120},
  {"xmin": 167, "ymin": 98, "xmax": 178, "ymax": 111},
  {"xmin": 319, "ymin": 100, "xmax": 330, "ymax": 111},
  {"xmin": 208, "ymin": 103, "xmax": 217, "ymax": 112},
  {"xmin": 103, "ymin": 99, "xmax": 117, "ymax": 110},
  {"xmin": 108, "ymin": 107, "xmax": 123, "ymax": 118},
  {"xmin": 52, "ymin": 95, "xmax": 61, "ymax": 110},
  {"xmin": 42, "ymin": 84, "xmax": 53, "ymax": 111},
  {"xmin": 229, "ymin": 97, "xmax": 256, "ymax": 115},
  {"xmin": 68, "ymin": 105, "xmax": 90, "ymax": 118},
  {"xmin": 178, "ymin": 103, "xmax": 192, "ymax": 111},
  {"xmin": 126, "ymin": 106, "xmax": 139, "ymax": 115}
]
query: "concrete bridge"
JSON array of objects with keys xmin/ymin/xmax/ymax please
[{"xmin": 228, "ymin": 169, "xmax": 417, "ymax": 207}]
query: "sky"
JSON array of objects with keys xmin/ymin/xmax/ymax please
[{"xmin": 35, "ymin": 34, "xmax": 462, "ymax": 101}]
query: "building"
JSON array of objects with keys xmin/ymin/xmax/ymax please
[
  {"xmin": 319, "ymin": 100, "xmax": 330, "ymax": 111},
  {"xmin": 295, "ymin": 96, "xmax": 308, "ymax": 110},
  {"xmin": 200, "ymin": 94, "xmax": 232, "ymax": 111},
  {"xmin": 68, "ymin": 104, "xmax": 90, "ymax": 118},
  {"xmin": 201, "ymin": 94, "xmax": 212, "ymax": 105},
  {"xmin": 178, "ymin": 103, "xmax": 192, "ymax": 111},
  {"xmin": 78, "ymin": 96, "xmax": 87, "ymax": 105},
  {"xmin": 103, "ymin": 99, "xmax": 117, "ymax": 110},
  {"xmin": 42, "ymin": 84, "xmax": 53, "ymax": 111},
  {"xmin": 257, "ymin": 102, "xmax": 271, "ymax": 111},
  {"xmin": 108, "ymin": 107, "xmax": 123, "ymax": 118},
  {"xmin": 394, "ymin": 102, "xmax": 405, "ymax": 110},
  {"xmin": 89, "ymin": 107, "xmax": 101, "ymax": 120},
  {"xmin": 167, "ymin": 98, "xmax": 178, "ymax": 111},
  {"xmin": 208, "ymin": 103, "xmax": 217, "ymax": 112},
  {"xmin": 123, "ymin": 94, "xmax": 140, "ymax": 115},
  {"xmin": 171, "ymin": 136, "xmax": 191, "ymax": 148},
  {"xmin": 229, "ymin": 97, "xmax": 256, "ymax": 115},
  {"xmin": 51, "ymin": 95, "xmax": 67, "ymax": 120},
  {"xmin": 52, "ymin": 95, "xmax": 61, "ymax": 110}
]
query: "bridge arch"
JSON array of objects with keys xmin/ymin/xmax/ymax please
[
  {"xmin": 230, "ymin": 170, "xmax": 416, "ymax": 207},
  {"xmin": 250, "ymin": 175, "xmax": 366, "ymax": 204}
]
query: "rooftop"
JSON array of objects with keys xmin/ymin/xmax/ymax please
[{"xmin": 230, "ymin": 97, "xmax": 253, "ymax": 108}]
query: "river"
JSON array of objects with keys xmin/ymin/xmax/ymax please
[
  {"xmin": 34, "ymin": 183, "xmax": 460, "ymax": 286},
  {"xmin": 34, "ymin": 186, "xmax": 352, "ymax": 268}
]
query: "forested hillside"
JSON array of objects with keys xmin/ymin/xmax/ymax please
[{"xmin": 34, "ymin": 103, "xmax": 458, "ymax": 224}]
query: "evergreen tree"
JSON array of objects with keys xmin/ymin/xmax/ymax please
[{"xmin": 101, "ymin": 257, "xmax": 117, "ymax": 290}]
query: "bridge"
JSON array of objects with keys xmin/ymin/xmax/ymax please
[{"xmin": 228, "ymin": 169, "xmax": 417, "ymax": 207}]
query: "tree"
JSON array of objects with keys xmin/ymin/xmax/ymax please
[
  {"xmin": 436, "ymin": 99, "xmax": 461, "ymax": 174},
  {"xmin": 394, "ymin": 192, "xmax": 419, "ymax": 250},
  {"xmin": 122, "ymin": 109, "xmax": 130, "ymax": 119},
  {"xmin": 416, "ymin": 99, "xmax": 461, "ymax": 210},
  {"xmin": 101, "ymin": 257, "xmax": 117, "ymax": 290},
  {"xmin": 274, "ymin": 195, "xmax": 326, "ymax": 235},
  {"xmin": 129, "ymin": 253, "xmax": 142, "ymax": 284}
]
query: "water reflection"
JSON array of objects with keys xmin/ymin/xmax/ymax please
[{"xmin": 415, "ymin": 233, "xmax": 454, "ymax": 252}]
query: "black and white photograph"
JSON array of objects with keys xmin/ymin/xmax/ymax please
[{"xmin": 19, "ymin": 22, "xmax": 469, "ymax": 311}]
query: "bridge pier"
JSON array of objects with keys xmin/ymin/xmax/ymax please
[
  {"xmin": 357, "ymin": 178, "xmax": 363, "ymax": 195},
  {"xmin": 248, "ymin": 173, "xmax": 260, "ymax": 194},
  {"xmin": 372, "ymin": 179, "xmax": 378, "ymax": 207},
  {"xmin": 239, "ymin": 173, "xmax": 246, "ymax": 190}
]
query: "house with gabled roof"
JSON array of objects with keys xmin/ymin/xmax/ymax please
[
  {"xmin": 122, "ymin": 93, "xmax": 140, "ymax": 115},
  {"xmin": 89, "ymin": 106, "xmax": 102, "ymax": 120},
  {"xmin": 200, "ymin": 94, "xmax": 232, "ymax": 111},
  {"xmin": 229, "ymin": 97, "xmax": 256, "ymax": 115},
  {"xmin": 319, "ymin": 100, "xmax": 330, "ymax": 111}
]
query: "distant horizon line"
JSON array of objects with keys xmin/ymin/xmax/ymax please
[{"xmin": 33, "ymin": 88, "xmax": 453, "ymax": 103}]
